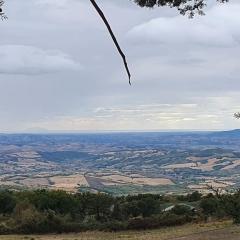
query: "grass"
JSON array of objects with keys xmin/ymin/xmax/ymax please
[
  {"xmin": 101, "ymin": 184, "xmax": 186, "ymax": 195},
  {"xmin": 0, "ymin": 220, "xmax": 237, "ymax": 240}
]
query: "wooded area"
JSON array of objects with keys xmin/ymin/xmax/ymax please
[{"xmin": 0, "ymin": 189, "xmax": 239, "ymax": 234}]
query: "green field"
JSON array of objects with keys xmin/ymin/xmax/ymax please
[{"xmin": 0, "ymin": 221, "xmax": 239, "ymax": 240}]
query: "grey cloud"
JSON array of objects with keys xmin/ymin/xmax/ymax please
[
  {"xmin": 0, "ymin": 45, "xmax": 81, "ymax": 75},
  {"xmin": 0, "ymin": 0, "xmax": 240, "ymax": 131},
  {"xmin": 127, "ymin": 3, "xmax": 240, "ymax": 47}
]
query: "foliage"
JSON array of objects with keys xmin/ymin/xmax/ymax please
[
  {"xmin": 0, "ymin": 189, "xmax": 239, "ymax": 233},
  {"xmin": 133, "ymin": 0, "xmax": 229, "ymax": 17},
  {"xmin": 0, "ymin": 0, "xmax": 7, "ymax": 20},
  {"xmin": 0, "ymin": 190, "xmax": 16, "ymax": 214}
]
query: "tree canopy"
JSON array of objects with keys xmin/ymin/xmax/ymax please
[
  {"xmin": 0, "ymin": 1, "xmax": 7, "ymax": 20},
  {"xmin": 133, "ymin": 0, "xmax": 228, "ymax": 17}
]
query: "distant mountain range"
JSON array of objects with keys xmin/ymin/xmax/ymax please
[{"xmin": 210, "ymin": 129, "xmax": 240, "ymax": 137}]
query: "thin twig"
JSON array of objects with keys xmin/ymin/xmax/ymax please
[{"xmin": 90, "ymin": 0, "xmax": 131, "ymax": 85}]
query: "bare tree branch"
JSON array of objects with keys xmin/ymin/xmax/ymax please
[
  {"xmin": 206, "ymin": 184, "xmax": 223, "ymax": 198},
  {"xmin": 90, "ymin": 0, "xmax": 131, "ymax": 85}
]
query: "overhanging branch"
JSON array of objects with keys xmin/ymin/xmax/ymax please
[{"xmin": 90, "ymin": 0, "xmax": 131, "ymax": 85}]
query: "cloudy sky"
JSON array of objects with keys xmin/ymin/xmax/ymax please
[{"xmin": 1, "ymin": 0, "xmax": 240, "ymax": 132}]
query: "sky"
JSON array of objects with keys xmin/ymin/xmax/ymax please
[{"xmin": 1, "ymin": 0, "xmax": 240, "ymax": 132}]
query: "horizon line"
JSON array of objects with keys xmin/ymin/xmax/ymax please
[{"xmin": 0, "ymin": 128, "xmax": 237, "ymax": 134}]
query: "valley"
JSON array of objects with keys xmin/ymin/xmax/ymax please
[{"xmin": 1, "ymin": 130, "xmax": 240, "ymax": 194}]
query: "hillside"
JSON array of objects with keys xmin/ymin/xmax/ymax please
[{"xmin": 0, "ymin": 131, "xmax": 240, "ymax": 194}]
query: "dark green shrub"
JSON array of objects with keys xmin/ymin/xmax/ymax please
[{"xmin": 0, "ymin": 191, "xmax": 16, "ymax": 214}]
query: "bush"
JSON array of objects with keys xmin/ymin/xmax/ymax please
[
  {"xmin": 200, "ymin": 197, "xmax": 219, "ymax": 216},
  {"xmin": 0, "ymin": 223, "xmax": 12, "ymax": 234},
  {"xmin": 99, "ymin": 221, "xmax": 127, "ymax": 231},
  {"xmin": 158, "ymin": 213, "xmax": 191, "ymax": 226},
  {"xmin": 171, "ymin": 204, "xmax": 194, "ymax": 216},
  {"xmin": 127, "ymin": 213, "xmax": 192, "ymax": 230},
  {"xmin": 0, "ymin": 191, "xmax": 16, "ymax": 214},
  {"xmin": 127, "ymin": 217, "xmax": 159, "ymax": 230}
]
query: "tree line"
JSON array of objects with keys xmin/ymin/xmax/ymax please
[{"xmin": 0, "ymin": 189, "xmax": 239, "ymax": 234}]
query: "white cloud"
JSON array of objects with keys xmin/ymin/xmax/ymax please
[
  {"xmin": 0, "ymin": 45, "xmax": 81, "ymax": 75},
  {"xmin": 127, "ymin": 4, "xmax": 240, "ymax": 47}
]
